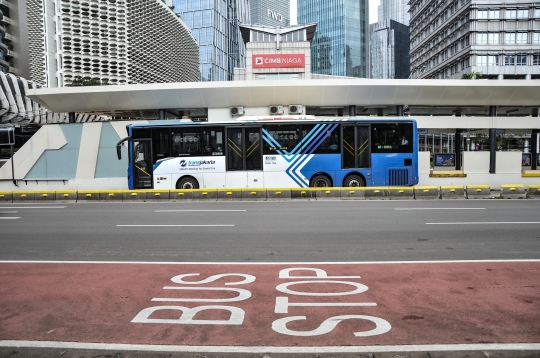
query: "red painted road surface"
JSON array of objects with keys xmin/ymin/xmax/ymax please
[{"xmin": 0, "ymin": 261, "xmax": 539, "ymax": 347}]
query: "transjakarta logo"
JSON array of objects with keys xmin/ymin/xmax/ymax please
[
  {"xmin": 187, "ymin": 160, "xmax": 215, "ymax": 166},
  {"xmin": 180, "ymin": 160, "xmax": 187, "ymax": 167}
]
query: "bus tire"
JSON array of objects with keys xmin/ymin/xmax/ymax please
[
  {"xmin": 343, "ymin": 174, "xmax": 365, "ymax": 187},
  {"xmin": 310, "ymin": 174, "xmax": 332, "ymax": 187},
  {"xmin": 176, "ymin": 176, "xmax": 199, "ymax": 190}
]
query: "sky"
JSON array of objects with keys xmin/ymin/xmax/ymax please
[{"xmin": 290, "ymin": 0, "xmax": 380, "ymax": 25}]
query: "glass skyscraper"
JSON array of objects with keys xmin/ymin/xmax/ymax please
[
  {"xmin": 370, "ymin": 0, "xmax": 410, "ymax": 79},
  {"xmin": 250, "ymin": 0, "xmax": 290, "ymax": 27},
  {"xmin": 172, "ymin": 0, "xmax": 250, "ymax": 81},
  {"xmin": 378, "ymin": 0, "xmax": 410, "ymax": 26},
  {"xmin": 298, "ymin": 0, "xmax": 369, "ymax": 78}
]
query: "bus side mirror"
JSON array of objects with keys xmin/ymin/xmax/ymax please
[{"xmin": 116, "ymin": 136, "xmax": 131, "ymax": 160}]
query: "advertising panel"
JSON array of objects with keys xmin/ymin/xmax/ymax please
[{"xmin": 252, "ymin": 54, "xmax": 305, "ymax": 69}]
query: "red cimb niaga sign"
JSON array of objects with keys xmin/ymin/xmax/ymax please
[{"xmin": 253, "ymin": 54, "xmax": 305, "ymax": 68}]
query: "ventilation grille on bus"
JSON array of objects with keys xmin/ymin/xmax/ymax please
[{"xmin": 388, "ymin": 169, "xmax": 409, "ymax": 186}]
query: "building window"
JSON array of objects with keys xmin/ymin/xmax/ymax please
[
  {"xmin": 477, "ymin": 33, "xmax": 487, "ymax": 44},
  {"xmin": 506, "ymin": 9, "xmax": 517, "ymax": 19},
  {"xmin": 516, "ymin": 54, "xmax": 527, "ymax": 66},
  {"xmin": 505, "ymin": 32, "xmax": 516, "ymax": 43},
  {"xmin": 488, "ymin": 33, "xmax": 499, "ymax": 44},
  {"xmin": 516, "ymin": 9, "xmax": 528, "ymax": 18},
  {"xmin": 534, "ymin": 33, "xmax": 540, "ymax": 43},
  {"xmin": 478, "ymin": 10, "xmax": 488, "ymax": 19},
  {"xmin": 535, "ymin": 9, "xmax": 540, "ymax": 18},
  {"xmin": 488, "ymin": 55, "xmax": 499, "ymax": 66},
  {"xmin": 476, "ymin": 56, "xmax": 488, "ymax": 66},
  {"xmin": 533, "ymin": 54, "xmax": 540, "ymax": 66},
  {"xmin": 516, "ymin": 32, "xmax": 527, "ymax": 44},
  {"xmin": 505, "ymin": 55, "xmax": 515, "ymax": 66}
]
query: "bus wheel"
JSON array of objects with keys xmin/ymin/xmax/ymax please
[
  {"xmin": 177, "ymin": 176, "xmax": 199, "ymax": 189},
  {"xmin": 310, "ymin": 175, "xmax": 332, "ymax": 187},
  {"xmin": 344, "ymin": 174, "xmax": 365, "ymax": 187}
]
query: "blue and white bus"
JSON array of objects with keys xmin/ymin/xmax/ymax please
[{"xmin": 116, "ymin": 117, "xmax": 419, "ymax": 190}]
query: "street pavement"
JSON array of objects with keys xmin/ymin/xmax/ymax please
[{"xmin": 0, "ymin": 200, "xmax": 539, "ymax": 357}]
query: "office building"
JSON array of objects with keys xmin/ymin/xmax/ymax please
[
  {"xmin": 27, "ymin": 0, "xmax": 199, "ymax": 87},
  {"xmin": 250, "ymin": 0, "xmax": 290, "ymax": 27},
  {"xmin": 409, "ymin": 0, "xmax": 540, "ymax": 79},
  {"xmin": 173, "ymin": 0, "xmax": 250, "ymax": 81},
  {"xmin": 378, "ymin": 0, "xmax": 410, "ymax": 25},
  {"xmin": 298, "ymin": 0, "xmax": 369, "ymax": 78},
  {"xmin": 370, "ymin": 20, "xmax": 410, "ymax": 79}
]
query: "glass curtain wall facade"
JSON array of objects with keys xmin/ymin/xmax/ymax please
[
  {"xmin": 370, "ymin": 20, "xmax": 410, "ymax": 79},
  {"xmin": 250, "ymin": 0, "xmax": 290, "ymax": 27},
  {"xmin": 298, "ymin": 0, "xmax": 368, "ymax": 78},
  {"xmin": 378, "ymin": 0, "xmax": 410, "ymax": 25},
  {"xmin": 173, "ymin": 0, "xmax": 250, "ymax": 81}
]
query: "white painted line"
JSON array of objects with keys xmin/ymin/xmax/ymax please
[
  {"xmin": 0, "ymin": 211, "xmax": 18, "ymax": 213},
  {"xmin": 1, "ymin": 259, "xmax": 539, "ymax": 265},
  {"xmin": 0, "ymin": 206, "xmax": 66, "ymax": 209},
  {"xmin": 427, "ymin": 222, "xmax": 540, "ymax": 225},
  {"xmin": 0, "ymin": 217, "xmax": 20, "ymax": 220},
  {"xmin": 155, "ymin": 210, "xmax": 247, "ymax": 212},
  {"xmin": 0, "ymin": 341, "xmax": 539, "ymax": 353},
  {"xmin": 117, "ymin": 224, "xmax": 235, "ymax": 227},
  {"xmin": 395, "ymin": 208, "xmax": 485, "ymax": 210}
]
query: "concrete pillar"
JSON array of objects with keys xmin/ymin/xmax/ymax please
[
  {"xmin": 396, "ymin": 105, "xmax": 404, "ymax": 117},
  {"xmin": 455, "ymin": 129, "xmax": 462, "ymax": 170},
  {"xmin": 489, "ymin": 106, "xmax": 497, "ymax": 174},
  {"xmin": 524, "ymin": 139, "xmax": 530, "ymax": 153},
  {"xmin": 68, "ymin": 112, "xmax": 76, "ymax": 123},
  {"xmin": 377, "ymin": 108, "xmax": 383, "ymax": 117},
  {"xmin": 532, "ymin": 129, "xmax": 539, "ymax": 170},
  {"xmin": 158, "ymin": 109, "xmax": 165, "ymax": 120},
  {"xmin": 348, "ymin": 105, "xmax": 356, "ymax": 117},
  {"xmin": 498, "ymin": 74, "xmax": 504, "ymax": 80},
  {"xmin": 526, "ymin": 74, "xmax": 532, "ymax": 80}
]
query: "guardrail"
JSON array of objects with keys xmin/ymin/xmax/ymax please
[{"xmin": 0, "ymin": 185, "xmax": 539, "ymax": 202}]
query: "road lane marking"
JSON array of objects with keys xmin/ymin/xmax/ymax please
[
  {"xmin": 427, "ymin": 222, "xmax": 540, "ymax": 225},
  {"xmin": 395, "ymin": 208, "xmax": 485, "ymax": 210},
  {"xmin": 0, "ymin": 206, "xmax": 66, "ymax": 209},
  {"xmin": 0, "ymin": 211, "xmax": 18, "ymax": 213},
  {"xmin": 1, "ymin": 341, "xmax": 539, "ymax": 353},
  {"xmin": 117, "ymin": 224, "xmax": 235, "ymax": 227},
  {"xmin": 2, "ymin": 259, "xmax": 539, "ymax": 264},
  {"xmin": 0, "ymin": 217, "xmax": 20, "ymax": 220},
  {"xmin": 155, "ymin": 210, "xmax": 247, "ymax": 212}
]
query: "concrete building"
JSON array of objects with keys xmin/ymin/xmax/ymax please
[
  {"xmin": 250, "ymin": 0, "xmax": 290, "ymax": 27},
  {"xmin": 410, "ymin": 0, "xmax": 540, "ymax": 79},
  {"xmin": 297, "ymin": 0, "xmax": 369, "ymax": 78},
  {"xmin": 370, "ymin": 20, "xmax": 410, "ymax": 79},
  {"xmin": 0, "ymin": 0, "xmax": 31, "ymax": 78},
  {"xmin": 172, "ymin": 0, "xmax": 250, "ymax": 81},
  {"xmin": 27, "ymin": 0, "xmax": 199, "ymax": 87}
]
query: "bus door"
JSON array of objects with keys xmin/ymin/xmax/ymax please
[
  {"xmin": 132, "ymin": 140, "xmax": 153, "ymax": 189},
  {"xmin": 226, "ymin": 127, "xmax": 263, "ymax": 187},
  {"xmin": 342, "ymin": 125, "xmax": 371, "ymax": 169}
]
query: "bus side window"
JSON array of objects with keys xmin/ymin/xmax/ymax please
[
  {"xmin": 202, "ymin": 127, "xmax": 224, "ymax": 156},
  {"xmin": 172, "ymin": 127, "xmax": 202, "ymax": 157}
]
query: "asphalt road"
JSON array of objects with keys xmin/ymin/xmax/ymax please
[{"xmin": 1, "ymin": 200, "xmax": 539, "ymax": 262}]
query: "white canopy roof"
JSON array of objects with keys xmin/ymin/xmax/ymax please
[{"xmin": 27, "ymin": 79, "xmax": 540, "ymax": 114}]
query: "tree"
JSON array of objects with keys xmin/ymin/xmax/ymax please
[{"xmin": 461, "ymin": 72, "xmax": 483, "ymax": 80}]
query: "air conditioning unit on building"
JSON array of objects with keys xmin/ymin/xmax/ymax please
[
  {"xmin": 230, "ymin": 106, "xmax": 244, "ymax": 116},
  {"xmin": 288, "ymin": 105, "xmax": 303, "ymax": 114},
  {"xmin": 269, "ymin": 105, "xmax": 284, "ymax": 115}
]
